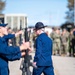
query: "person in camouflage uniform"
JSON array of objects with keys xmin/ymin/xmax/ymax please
[
  {"xmin": 50, "ymin": 27, "xmax": 56, "ymax": 55},
  {"xmin": 61, "ymin": 28, "xmax": 69, "ymax": 56},
  {"xmin": 53, "ymin": 28, "xmax": 61, "ymax": 55},
  {"xmin": 69, "ymin": 29, "xmax": 73, "ymax": 56},
  {"xmin": 32, "ymin": 30, "xmax": 37, "ymax": 48},
  {"xmin": 50, "ymin": 28, "xmax": 61, "ymax": 55},
  {"xmin": 72, "ymin": 28, "xmax": 75, "ymax": 57}
]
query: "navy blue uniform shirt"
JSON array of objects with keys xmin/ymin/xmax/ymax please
[
  {"xmin": 34, "ymin": 33, "xmax": 53, "ymax": 66},
  {"xmin": 0, "ymin": 34, "xmax": 21, "ymax": 68}
]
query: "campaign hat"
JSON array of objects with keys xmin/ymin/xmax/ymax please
[{"xmin": 34, "ymin": 22, "xmax": 47, "ymax": 30}]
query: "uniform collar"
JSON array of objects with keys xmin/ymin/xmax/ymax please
[{"xmin": 38, "ymin": 33, "xmax": 46, "ymax": 37}]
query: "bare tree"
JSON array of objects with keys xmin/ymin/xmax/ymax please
[
  {"xmin": 0, "ymin": 0, "xmax": 6, "ymax": 14},
  {"xmin": 65, "ymin": 0, "xmax": 74, "ymax": 23}
]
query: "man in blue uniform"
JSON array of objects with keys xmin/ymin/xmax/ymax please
[
  {"xmin": 32, "ymin": 22, "xmax": 54, "ymax": 75},
  {"xmin": 0, "ymin": 23, "xmax": 31, "ymax": 75}
]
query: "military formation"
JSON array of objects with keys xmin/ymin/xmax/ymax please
[{"xmin": 50, "ymin": 27, "xmax": 75, "ymax": 57}]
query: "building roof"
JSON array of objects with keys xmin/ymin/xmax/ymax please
[{"xmin": 5, "ymin": 14, "xmax": 27, "ymax": 17}]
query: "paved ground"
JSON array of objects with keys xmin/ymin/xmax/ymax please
[
  {"xmin": 52, "ymin": 55, "xmax": 75, "ymax": 75},
  {"xmin": 9, "ymin": 52, "xmax": 35, "ymax": 75},
  {"xmin": 9, "ymin": 52, "xmax": 75, "ymax": 75}
]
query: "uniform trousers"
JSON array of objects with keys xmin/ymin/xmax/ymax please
[
  {"xmin": 0, "ymin": 67, "xmax": 9, "ymax": 75},
  {"xmin": 33, "ymin": 66, "xmax": 54, "ymax": 75}
]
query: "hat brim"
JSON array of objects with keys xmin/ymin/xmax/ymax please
[
  {"xmin": 34, "ymin": 26, "xmax": 47, "ymax": 30},
  {"xmin": 0, "ymin": 23, "xmax": 8, "ymax": 27}
]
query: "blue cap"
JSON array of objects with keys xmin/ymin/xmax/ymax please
[{"xmin": 0, "ymin": 23, "xmax": 8, "ymax": 27}]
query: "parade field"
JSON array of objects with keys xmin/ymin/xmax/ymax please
[{"xmin": 9, "ymin": 53, "xmax": 75, "ymax": 75}]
